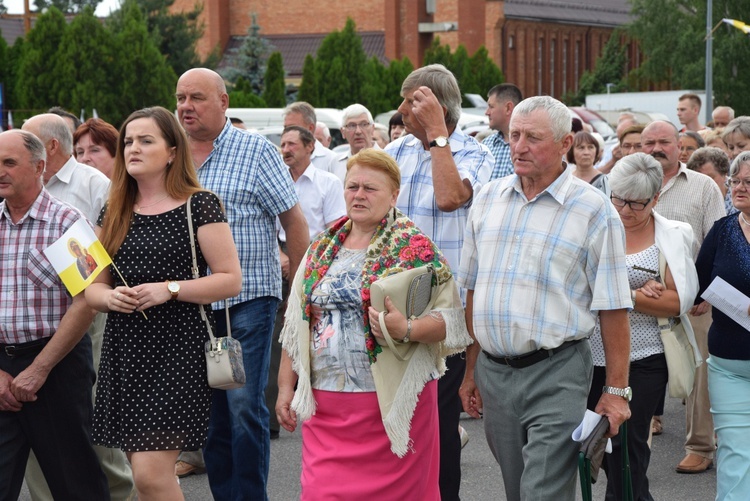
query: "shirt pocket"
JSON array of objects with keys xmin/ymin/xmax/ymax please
[{"xmin": 27, "ymin": 249, "xmax": 58, "ymax": 290}]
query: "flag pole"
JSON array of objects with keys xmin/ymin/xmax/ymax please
[
  {"xmin": 111, "ymin": 262, "xmax": 149, "ymax": 320},
  {"xmin": 705, "ymin": 0, "xmax": 713, "ymax": 125}
]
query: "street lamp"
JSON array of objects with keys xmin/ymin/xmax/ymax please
[{"xmin": 606, "ymin": 83, "xmax": 615, "ymax": 95}]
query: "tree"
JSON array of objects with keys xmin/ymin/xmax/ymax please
[
  {"xmin": 32, "ymin": 0, "xmax": 100, "ymax": 13},
  {"xmin": 107, "ymin": 0, "xmax": 206, "ymax": 78},
  {"xmin": 564, "ymin": 31, "xmax": 627, "ymax": 106},
  {"xmin": 297, "ymin": 54, "xmax": 319, "ymax": 105},
  {"xmin": 469, "ymin": 46, "xmax": 504, "ymax": 97},
  {"xmin": 14, "ymin": 7, "xmax": 68, "ymax": 113},
  {"xmin": 222, "ymin": 12, "xmax": 271, "ymax": 94},
  {"xmin": 109, "ymin": 0, "xmax": 177, "ymax": 121},
  {"xmin": 263, "ymin": 51, "xmax": 286, "ymax": 107},
  {"xmin": 53, "ymin": 6, "xmax": 118, "ymax": 121},
  {"xmin": 627, "ymin": 0, "xmax": 750, "ymax": 114},
  {"xmin": 315, "ymin": 18, "xmax": 366, "ymax": 108},
  {"xmin": 361, "ymin": 56, "xmax": 390, "ymax": 116},
  {"xmin": 0, "ymin": 2, "xmax": 7, "ymax": 15},
  {"xmin": 385, "ymin": 57, "xmax": 414, "ymax": 109}
]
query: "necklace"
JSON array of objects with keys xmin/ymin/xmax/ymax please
[
  {"xmin": 135, "ymin": 194, "xmax": 169, "ymax": 213},
  {"xmin": 741, "ymin": 212, "xmax": 750, "ymax": 226}
]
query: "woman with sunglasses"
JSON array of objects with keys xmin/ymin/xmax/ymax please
[
  {"xmin": 696, "ymin": 151, "xmax": 750, "ymax": 500},
  {"xmin": 587, "ymin": 152, "xmax": 699, "ymax": 500}
]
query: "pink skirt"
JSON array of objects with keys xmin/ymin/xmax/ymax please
[{"xmin": 300, "ymin": 380, "xmax": 440, "ymax": 501}]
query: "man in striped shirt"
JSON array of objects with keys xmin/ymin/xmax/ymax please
[
  {"xmin": 459, "ymin": 96, "xmax": 632, "ymax": 500},
  {"xmin": 0, "ymin": 130, "xmax": 108, "ymax": 500}
]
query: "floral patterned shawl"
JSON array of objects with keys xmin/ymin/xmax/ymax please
[{"xmin": 300, "ymin": 207, "xmax": 452, "ymax": 363}]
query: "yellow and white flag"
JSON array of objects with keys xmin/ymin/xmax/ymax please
[
  {"xmin": 43, "ymin": 219, "xmax": 112, "ymax": 296},
  {"xmin": 723, "ymin": 18, "xmax": 750, "ymax": 35}
]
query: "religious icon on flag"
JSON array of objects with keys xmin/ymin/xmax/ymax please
[{"xmin": 43, "ymin": 218, "xmax": 112, "ymax": 296}]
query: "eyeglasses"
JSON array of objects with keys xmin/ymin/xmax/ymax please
[
  {"xmin": 344, "ymin": 122, "xmax": 372, "ymax": 132},
  {"xmin": 729, "ymin": 178, "xmax": 750, "ymax": 190},
  {"xmin": 610, "ymin": 195, "xmax": 652, "ymax": 211}
]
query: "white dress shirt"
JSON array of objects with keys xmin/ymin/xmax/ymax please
[{"xmin": 45, "ymin": 156, "xmax": 110, "ymax": 223}]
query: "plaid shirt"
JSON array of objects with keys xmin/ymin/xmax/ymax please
[
  {"xmin": 1, "ymin": 189, "xmax": 83, "ymax": 344},
  {"xmin": 457, "ymin": 169, "xmax": 631, "ymax": 356},
  {"xmin": 384, "ymin": 128, "xmax": 492, "ymax": 272},
  {"xmin": 483, "ymin": 130, "xmax": 514, "ymax": 180},
  {"xmin": 197, "ymin": 119, "xmax": 298, "ymax": 307}
]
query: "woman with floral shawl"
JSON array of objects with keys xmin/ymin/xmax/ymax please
[{"xmin": 276, "ymin": 149, "xmax": 471, "ymax": 499}]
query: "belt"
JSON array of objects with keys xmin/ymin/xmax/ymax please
[
  {"xmin": 1, "ymin": 337, "xmax": 52, "ymax": 358},
  {"xmin": 483, "ymin": 339, "xmax": 583, "ymax": 369}
]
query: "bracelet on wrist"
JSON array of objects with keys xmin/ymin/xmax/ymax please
[
  {"xmin": 631, "ymin": 289, "xmax": 637, "ymax": 307},
  {"xmin": 401, "ymin": 318, "xmax": 412, "ymax": 344}
]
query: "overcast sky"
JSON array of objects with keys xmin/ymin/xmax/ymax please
[{"xmin": 4, "ymin": 0, "xmax": 122, "ymax": 16}]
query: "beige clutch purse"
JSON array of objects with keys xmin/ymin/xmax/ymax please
[{"xmin": 370, "ymin": 265, "xmax": 437, "ymax": 361}]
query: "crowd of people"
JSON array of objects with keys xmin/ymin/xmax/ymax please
[{"xmin": 1, "ymin": 66, "xmax": 749, "ymax": 501}]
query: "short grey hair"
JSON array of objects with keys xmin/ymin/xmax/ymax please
[
  {"xmin": 687, "ymin": 147, "xmax": 730, "ymax": 176},
  {"xmin": 401, "ymin": 64, "xmax": 461, "ymax": 128},
  {"xmin": 713, "ymin": 105, "xmax": 735, "ymax": 121},
  {"xmin": 283, "ymin": 102, "xmax": 317, "ymax": 127},
  {"xmin": 730, "ymin": 151, "xmax": 750, "ymax": 178},
  {"xmin": 6, "ymin": 129, "xmax": 47, "ymax": 165},
  {"xmin": 341, "ymin": 104, "xmax": 373, "ymax": 127},
  {"xmin": 723, "ymin": 116, "xmax": 750, "ymax": 142},
  {"xmin": 609, "ymin": 152, "xmax": 663, "ymax": 200},
  {"xmin": 30, "ymin": 114, "xmax": 74, "ymax": 156},
  {"xmin": 315, "ymin": 121, "xmax": 330, "ymax": 140},
  {"xmin": 512, "ymin": 96, "xmax": 571, "ymax": 142}
]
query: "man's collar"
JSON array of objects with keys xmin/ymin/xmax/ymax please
[
  {"xmin": 212, "ymin": 118, "xmax": 234, "ymax": 148},
  {"xmin": 510, "ymin": 164, "xmax": 571, "ymax": 204},
  {"xmin": 47, "ymin": 156, "xmax": 78, "ymax": 185},
  {"xmin": 1, "ymin": 187, "xmax": 50, "ymax": 224}
]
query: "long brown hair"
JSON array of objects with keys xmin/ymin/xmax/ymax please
[{"xmin": 100, "ymin": 106, "xmax": 203, "ymax": 255}]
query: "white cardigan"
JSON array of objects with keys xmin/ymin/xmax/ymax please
[{"xmin": 653, "ymin": 211, "xmax": 703, "ymax": 366}]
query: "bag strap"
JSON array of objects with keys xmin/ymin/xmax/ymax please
[
  {"xmin": 186, "ymin": 194, "xmax": 232, "ymax": 345},
  {"xmin": 655, "ymin": 250, "xmax": 671, "ymax": 332}
]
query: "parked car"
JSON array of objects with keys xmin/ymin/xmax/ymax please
[{"xmin": 568, "ymin": 107, "xmax": 616, "ymax": 141}]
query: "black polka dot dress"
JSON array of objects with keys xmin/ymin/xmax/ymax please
[{"xmin": 93, "ymin": 191, "xmax": 226, "ymax": 452}]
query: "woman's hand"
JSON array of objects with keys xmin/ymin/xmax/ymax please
[
  {"xmin": 638, "ymin": 279, "xmax": 663, "ymax": 298},
  {"xmin": 368, "ymin": 296, "xmax": 408, "ymax": 341},
  {"xmin": 276, "ymin": 386, "xmax": 298, "ymax": 433},
  {"xmin": 131, "ymin": 282, "xmax": 173, "ymax": 311},
  {"xmin": 108, "ymin": 286, "xmax": 140, "ymax": 313}
]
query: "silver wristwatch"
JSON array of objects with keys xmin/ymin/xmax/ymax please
[{"xmin": 602, "ymin": 385, "xmax": 633, "ymax": 402}]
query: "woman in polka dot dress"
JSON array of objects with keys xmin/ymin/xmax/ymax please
[{"xmin": 85, "ymin": 106, "xmax": 241, "ymax": 501}]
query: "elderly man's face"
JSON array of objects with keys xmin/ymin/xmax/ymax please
[
  {"xmin": 509, "ymin": 109, "xmax": 571, "ymax": 179},
  {"xmin": 176, "ymin": 70, "xmax": 229, "ymax": 141},
  {"xmin": 280, "ymin": 130, "xmax": 313, "ymax": 171},
  {"xmin": 712, "ymin": 109, "xmax": 732, "ymax": 129},
  {"xmin": 342, "ymin": 113, "xmax": 374, "ymax": 155},
  {"xmin": 397, "ymin": 88, "xmax": 427, "ymax": 140},
  {"xmin": 0, "ymin": 132, "xmax": 44, "ymax": 202},
  {"xmin": 642, "ymin": 122, "xmax": 680, "ymax": 171}
]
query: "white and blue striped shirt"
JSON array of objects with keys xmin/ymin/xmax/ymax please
[
  {"xmin": 384, "ymin": 129, "xmax": 493, "ymax": 273},
  {"xmin": 197, "ymin": 119, "xmax": 298, "ymax": 307},
  {"xmin": 457, "ymin": 168, "xmax": 631, "ymax": 357}
]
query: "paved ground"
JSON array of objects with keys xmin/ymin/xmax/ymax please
[{"xmin": 21, "ymin": 396, "xmax": 716, "ymax": 500}]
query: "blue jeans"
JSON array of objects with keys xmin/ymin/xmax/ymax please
[
  {"xmin": 708, "ymin": 355, "xmax": 750, "ymax": 501},
  {"xmin": 204, "ymin": 297, "xmax": 280, "ymax": 501}
]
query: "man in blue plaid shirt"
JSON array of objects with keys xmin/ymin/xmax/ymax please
[
  {"xmin": 483, "ymin": 83, "xmax": 522, "ymax": 180},
  {"xmin": 176, "ymin": 68, "xmax": 309, "ymax": 501}
]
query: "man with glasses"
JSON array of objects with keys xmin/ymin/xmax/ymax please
[
  {"xmin": 333, "ymin": 104, "xmax": 377, "ymax": 182},
  {"xmin": 597, "ymin": 116, "xmax": 640, "ymax": 174},
  {"xmin": 641, "ymin": 120, "xmax": 725, "ymax": 474}
]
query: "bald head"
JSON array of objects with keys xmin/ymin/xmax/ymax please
[
  {"xmin": 22, "ymin": 114, "xmax": 73, "ymax": 156},
  {"xmin": 176, "ymin": 68, "xmax": 230, "ymax": 142},
  {"xmin": 712, "ymin": 106, "xmax": 734, "ymax": 129}
]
